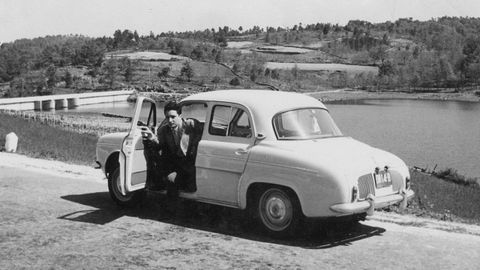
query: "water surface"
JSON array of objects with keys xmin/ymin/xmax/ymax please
[{"xmin": 328, "ymin": 99, "xmax": 480, "ymax": 178}]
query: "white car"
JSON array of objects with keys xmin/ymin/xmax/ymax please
[{"xmin": 96, "ymin": 90, "xmax": 414, "ymax": 237}]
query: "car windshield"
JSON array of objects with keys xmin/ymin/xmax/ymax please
[{"xmin": 273, "ymin": 108, "xmax": 343, "ymax": 140}]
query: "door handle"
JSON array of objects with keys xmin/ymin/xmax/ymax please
[{"xmin": 235, "ymin": 148, "xmax": 248, "ymax": 155}]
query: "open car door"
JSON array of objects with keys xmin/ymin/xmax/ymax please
[{"xmin": 118, "ymin": 97, "xmax": 157, "ymax": 195}]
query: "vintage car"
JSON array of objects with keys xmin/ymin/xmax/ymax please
[{"xmin": 96, "ymin": 89, "xmax": 414, "ymax": 237}]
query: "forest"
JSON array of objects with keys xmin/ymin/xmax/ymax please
[{"xmin": 1, "ymin": 16, "xmax": 480, "ymax": 97}]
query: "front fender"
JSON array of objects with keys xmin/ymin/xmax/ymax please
[{"xmin": 96, "ymin": 144, "xmax": 121, "ymax": 177}]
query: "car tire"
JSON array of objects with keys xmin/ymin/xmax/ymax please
[
  {"xmin": 254, "ymin": 186, "xmax": 302, "ymax": 238},
  {"xmin": 108, "ymin": 167, "xmax": 145, "ymax": 207}
]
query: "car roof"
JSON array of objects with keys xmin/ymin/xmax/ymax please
[
  {"xmin": 182, "ymin": 90, "xmax": 329, "ymax": 139},
  {"xmin": 182, "ymin": 89, "xmax": 327, "ymax": 112}
]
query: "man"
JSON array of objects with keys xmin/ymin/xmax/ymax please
[{"xmin": 142, "ymin": 101, "xmax": 203, "ymax": 195}]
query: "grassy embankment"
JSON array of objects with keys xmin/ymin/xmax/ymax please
[
  {"xmin": 388, "ymin": 170, "xmax": 480, "ymax": 225},
  {"xmin": 1, "ymin": 112, "xmax": 479, "ymax": 224},
  {"xmin": 0, "ymin": 112, "xmax": 129, "ymax": 166}
]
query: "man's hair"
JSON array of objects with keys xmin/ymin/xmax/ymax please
[{"xmin": 164, "ymin": 101, "xmax": 181, "ymax": 115}]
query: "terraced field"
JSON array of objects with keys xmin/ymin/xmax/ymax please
[
  {"xmin": 265, "ymin": 62, "xmax": 378, "ymax": 74},
  {"xmin": 107, "ymin": 51, "xmax": 190, "ymax": 61}
]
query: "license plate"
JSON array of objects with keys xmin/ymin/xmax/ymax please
[{"xmin": 374, "ymin": 171, "xmax": 392, "ymax": 188}]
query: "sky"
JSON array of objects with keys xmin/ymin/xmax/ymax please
[{"xmin": 1, "ymin": 0, "xmax": 480, "ymax": 43}]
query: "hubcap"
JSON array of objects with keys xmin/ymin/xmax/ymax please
[{"xmin": 266, "ymin": 197, "xmax": 287, "ymax": 220}]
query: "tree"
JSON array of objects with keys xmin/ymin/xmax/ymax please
[
  {"xmin": 7, "ymin": 77, "xmax": 28, "ymax": 97},
  {"xmin": 214, "ymin": 50, "xmax": 223, "ymax": 63},
  {"xmin": 158, "ymin": 66, "xmax": 171, "ymax": 78},
  {"xmin": 45, "ymin": 65, "xmax": 57, "ymax": 89},
  {"xmin": 382, "ymin": 33, "xmax": 389, "ymax": 45},
  {"xmin": 133, "ymin": 30, "xmax": 140, "ymax": 43},
  {"xmin": 214, "ymin": 30, "xmax": 228, "ymax": 47},
  {"xmin": 101, "ymin": 59, "xmax": 120, "ymax": 89},
  {"xmin": 265, "ymin": 32, "xmax": 271, "ymax": 43},
  {"xmin": 36, "ymin": 73, "xmax": 51, "ymax": 96},
  {"xmin": 124, "ymin": 64, "xmax": 133, "ymax": 82},
  {"xmin": 249, "ymin": 64, "xmax": 263, "ymax": 82},
  {"xmin": 369, "ymin": 45, "xmax": 389, "ymax": 64},
  {"xmin": 191, "ymin": 45, "xmax": 204, "ymax": 60},
  {"xmin": 120, "ymin": 58, "xmax": 135, "ymax": 82},
  {"xmin": 229, "ymin": 77, "xmax": 240, "ymax": 86},
  {"xmin": 271, "ymin": 69, "xmax": 280, "ymax": 79},
  {"xmin": 64, "ymin": 70, "xmax": 73, "ymax": 88},
  {"xmin": 323, "ymin": 24, "xmax": 331, "ymax": 35},
  {"xmin": 232, "ymin": 63, "xmax": 240, "ymax": 73},
  {"xmin": 378, "ymin": 60, "xmax": 395, "ymax": 77},
  {"xmin": 180, "ymin": 61, "xmax": 194, "ymax": 82},
  {"xmin": 75, "ymin": 40, "xmax": 105, "ymax": 67},
  {"xmin": 211, "ymin": 76, "xmax": 221, "ymax": 88}
]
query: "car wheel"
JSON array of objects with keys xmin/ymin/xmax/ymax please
[
  {"xmin": 255, "ymin": 187, "xmax": 302, "ymax": 238},
  {"xmin": 108, "ymin": 167, "xmax": 145, "ymax": 207}
]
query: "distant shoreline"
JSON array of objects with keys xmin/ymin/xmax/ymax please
[{"xmin": 307, "ymin": 89, "xmax": 480, "ymax": 103}]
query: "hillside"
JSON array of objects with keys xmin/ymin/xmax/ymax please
[{"xmin": 1, "ymin": 17, "xmax": 480, "ymax": 98}]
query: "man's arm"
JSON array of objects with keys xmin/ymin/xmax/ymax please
[
  {"xmin": 144, "ymin": 126, "xmax": 166, "ymax": 151},
  {"xmin": 185, "ymin": 118, "xmax": 203, "ymax": 136}
]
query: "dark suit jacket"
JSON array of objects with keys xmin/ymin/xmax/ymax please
[{"xmin": 151, "ymin": 118, "xmax": 203, "ymax": 164}]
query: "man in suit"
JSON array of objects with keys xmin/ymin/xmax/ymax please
[{"xmin": 143, "ymin": 101, "xmax": 203, "ymax": 195}]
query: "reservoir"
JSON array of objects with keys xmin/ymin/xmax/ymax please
[{"xmin": 62, "ymin": 98, "xmax": 480, "ymax": 178}]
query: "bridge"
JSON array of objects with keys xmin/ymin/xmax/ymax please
[{"xmin": 0, "ymin": 90, "xmax": 134, "ymax": 111}]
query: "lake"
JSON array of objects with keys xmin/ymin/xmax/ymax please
[
  {"xmin": 63, "ymin": 99, "xmax": 480, "ymax": 178},
  {"xmin": 328, "ymin": 99, "xmax": 480, "ymax": 179}
]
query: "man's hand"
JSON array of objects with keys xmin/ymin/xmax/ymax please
[{"xmin": 140, "ymin": 127, "xmax": 155, "ymax": 141}]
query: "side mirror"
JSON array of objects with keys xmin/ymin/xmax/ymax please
[{"xmin": 254, "ymin": 133, "xmax": 266, "ymax": 145}]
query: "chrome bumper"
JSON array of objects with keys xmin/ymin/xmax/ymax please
[{"xmin": 330, "ymin": 189, "xmax": 415, "ymax": 215}]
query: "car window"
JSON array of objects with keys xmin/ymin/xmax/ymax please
[
  {"xmin": 273, "ymin": 108, "xmax": 342, "ymax": 140},
  {"xmin": 181, "ymin": 103, "xmax": 207, "ymax": 122},
  {"xmin": 229, "ymin": 109, "xmax": 252, "ymax": 138},
  {"xmin": 138, "ymin": 100, "xmax": 156, "ymax": 127},
  {"xmin": 209, "ymin": 105, "xmax": 231, "ymax": 136},
  {"xmin": 209, "ymin": 105, "xmax": 252, "ymax": 138}
]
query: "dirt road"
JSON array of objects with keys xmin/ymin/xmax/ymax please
[{"xmin": 1, "ymin": 153, "xmax": 479, "ymax": 269}]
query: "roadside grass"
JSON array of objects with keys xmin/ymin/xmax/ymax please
[
  {"xmin": 0, "ymin": 113, "xmax": 98, "ymax": 166},
  {"xmin": 433, "ymin": 168, "xmax": 479, "ymax": 187},
  {"xmin": 388, "ymin": 170, "xmax": 480, "ymax": 225}
]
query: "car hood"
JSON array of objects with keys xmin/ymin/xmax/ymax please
[{"xmin": 264, "ymin": 136, "xmax": 408, "ymax": 178}]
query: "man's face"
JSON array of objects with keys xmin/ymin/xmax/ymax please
[{"xmin": 165, "ymin": 110, "xmax": 182, "ymax": 129}]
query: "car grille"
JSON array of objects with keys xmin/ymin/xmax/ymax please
[
  {"xmin": 358, "ymin": 174, "xmax": 376, "ymax": 199},
  {"xmin": 357, "ymin": 170, "xmax": 403, "ymax": 199}
]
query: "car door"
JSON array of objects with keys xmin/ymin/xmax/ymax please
[
  {"xmin": 196, "ymin": 103, "xmax": 254, "ymax": 206},
  {"xmin": 119, "ymin": 97, "xmax": 156, "ymax": 194}
]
